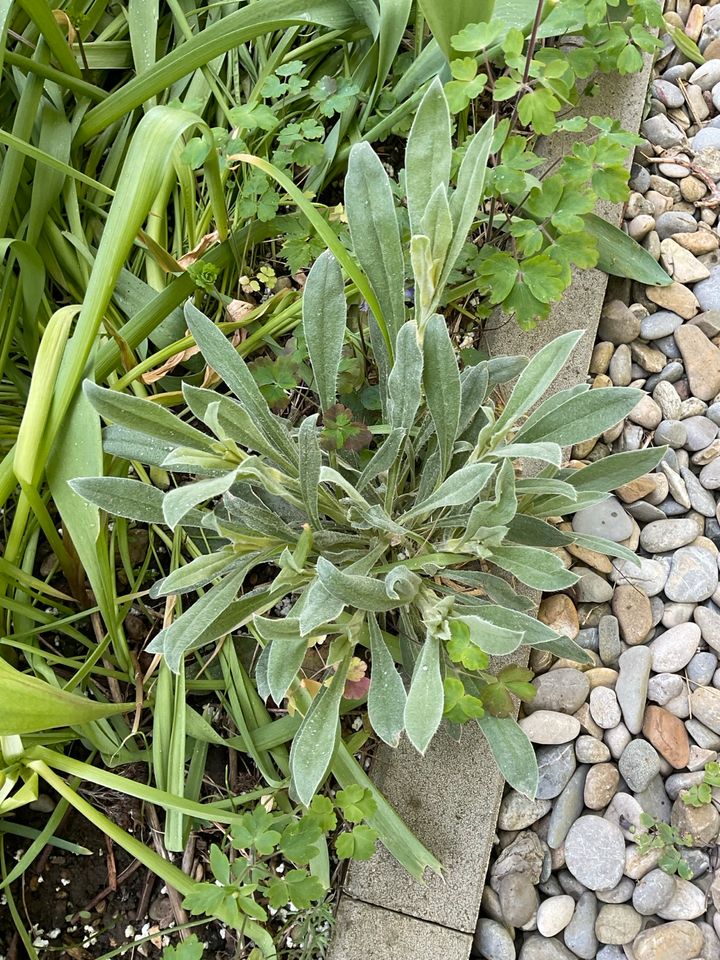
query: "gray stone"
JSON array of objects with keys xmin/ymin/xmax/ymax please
[
  {"xmin": 616, "ymin": 646, "xmax": 652, "ymax": 734},
  {"xmin": 689, "ymin": 685, "xmax": 720, "ymax": 734},
  {"xmin": 632, "ymin": 921, "xmax": 705, "ymax": 960},
  {"xmin": 595, "ymin": 876, "xmax": 634, "ymax": 904},
  {"xmin": 700, "ymin": 457, "xmax": 720, "ymax": 489},
  {"xmin": 527, "ymin": 669, "xmax": 591, "ymax": 715},
  {"xmin": 598, "ymin": 615, "xmax": 622, "ymax": 667},
  {"xmin": 656, "ymin": 211, "xmax": 698, "ymax": 240},
  {"xmin": 575, "ymin": 735, "xmax": 610, "ymax": 763},
  {"xmin": 610, "ymin": 556, "xmax": 669, "ymax": 596},
  {"xmin": 563, "ymin": 891, "xmax": 598, "ymax": 960},
  {"xmin": 649, "ymin": 622, "xmax": 701, "ymax": 672},
  {"xmin": 686, "ymin": 717, "xmax": 720, "ymax": 749},
  {"xmin": 639, "ymin": 518, "xmax": 699, "ymax": 552},
  {"xmin": 687, "ymin": 650, "xmax": 717, "ymax": 685},
  {"xmin": 547, "ymin": 766, "xmax": 588, "ymax": 850},
  {"xmin": 473, "ymin": 918, "xmax": 515, "ymax": 960},
  {"xmin": 692, "ymin": 265, "xmax": 720, "ymax": 312},
  {"xmin": 643, "ymin": 114, "xmax": 685, "ymax": 148},
  {"xmin": 573, "ymin": 566, "xmax": 615, "ymax": 603},
  {"xmin": 665, "ymin": 545, "xmax": 719, "ymax": 601},
  {"xmin": 693, "ymin": 126, "xmax": 720, "ymax": 151},
  {"xmin": 604, "ymin": 792, "xmax": 644, "ymax": 841},
  {"xmin": 572, "ymin": 496, "xmax": 633, "ymax": 542},
  {"xmin": 653, "ymin": 378, "xmax": 683, "ymax": 419},
  {"xmin": 680, "ymin": 466, "xmax": 716, "ymax": 515},
  {"xmin": 536, "ymin": 742, "xmax": 577, "ymax": 800},
  {"xmin": 651, "ymin": 78, "xmax": 685, "ymax": 107},
  {"xmin": 565, "ymin": 815, "xmax": 626, "ymax": 892},
  {"xmin": 618, "ymin": 740, "xmax": 661, "ymax": 792},
  {"xmin": 694, "ymin": 604, "xmax": 720, "ymax": 650},
  {"xmin": 691, "ymin": 59, "xmax": 720, "ymax": 89},
  {"xmin": 537, "ymin": 895, "xmax": 575, "ymax": 937},
  {"xmin": 634, "ymin": 774, "xmax": 672, "ymax": 823},
  {"xmin": 655, "ymin": 418, "xmax": 687, "ymax": 448},
  {"xmin": 598, "ymin": 300, "xmax": 642, "ymax": 344},
  {"xmin": 518, "ymin": 935, "xmax": 579, "ymax": 960},
  {"xmin": 648, "ymin": 672, "xmax": 685, "ymax": 705},
  {"xmin": 594, "ymin": 903, "xmax": 642, "ymax": 945},
  {"xmin": 682, "ymin": 414, "xmax": 719, "ymax": 450},
  {"xmin": 520, "ymin": 711, "xmax": 581, "ymax": 745},
  {"xmin": 589, "ymin": 687, "xmax": 622, "ymax": 730},
  {"xmin": 657, "ymin": 876, "xmax": 707, "ymax": 920},
  {"xmin": 632, "ymin": 868, "xmax": 677, "ymax": 916},
  {"xmin": 498, "ymin": 792, "xmax": 553, "ymax": 831}
]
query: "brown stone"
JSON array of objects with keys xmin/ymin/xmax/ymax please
[
  {"xmin": 673, "ymin": 229, "xmax": 719, "ymax": 255},
  {"xmin": 616, "ymin": 475, "xmax": 657, "ymax": 504},
  {"xmin": 646, "ymin": 280, "xmax": 699, "ymax": 319},
  {"xmin": 642, "ymin": 705, "xmax": 690, "ymax": 769},
  {"xmin": 675, "ymin": 324, "xmax": 720, "ymax": 401},
  {"xmin": 611, "ymin": 584, "xmax": 653, "ymax": 645},
  {"xmin": 538, "ymin": 594, "xmax": 579, "ymax": 641}
]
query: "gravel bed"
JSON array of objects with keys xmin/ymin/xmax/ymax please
[{"xmin": 476, "ymin": 3, "xmax": 720, "ymax": 958}]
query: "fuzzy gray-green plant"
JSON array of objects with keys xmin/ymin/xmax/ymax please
[{"xmin": 73, "ymin": 81, "xmax": 661, "ymax": 804}]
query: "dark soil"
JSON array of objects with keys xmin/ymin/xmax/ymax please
[{"xmin": 1, "ymin": 803, "xmax": 228, "ymax": 960}]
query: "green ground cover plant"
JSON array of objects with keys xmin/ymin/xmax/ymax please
[{"xmin": 0, "ymin": 0, "xmax": 673, "ymax": 955}]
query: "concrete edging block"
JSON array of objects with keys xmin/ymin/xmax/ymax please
[{"xmin": 328, "ymin": 57, "xmax": 654, "ymax": 960}]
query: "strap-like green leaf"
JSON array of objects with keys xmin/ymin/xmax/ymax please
[
  {"xmin": 441, "ymin": 115, "xmax": 494, "ymax": 290},
  {"xmin": 402, "ymin": 462, "xmax": 495, "ymax": 520},
  {"xmin": 84, "ymin": 381, "xmax": 211, "ymax": 451},
  {"xmin": 388, "ymin": 321, "xmax": 423, "ymax": 430},
  {"xmin": 367, "ymin": 613, "xmax": 407, "ymax": 747},
  {"xmin": 298, "ymin": 415, "xmax": 322, "ymax": 528},
  {"xmin": 478, "ymin": 714, "xmax": 538, "ymax": 799},
  {"xmin": 290, "ymin": 654, "xmax": 351, "ymax": 806},
  {"xmin": 454, "ymin": 616, "xmax": 523, "ymax": 655},
  {"xmin": 404, "ymin": 633, "xmax": 443, "ymax": 755},
  {"xmin": 564, "ymin": 448, "xmax": 665, "ymax": 493},
  {"xmin": 303, "ymin": 251, "xmax": 347, "ymax": 413},
  {"xmin": 254, "ymin": 616, "xmax": 309, "ymax": 705},
  {"xmin": 514, "ymin": 387, "xmax": 643, "ymax": 447},
  {"xmin": 492, "ymin": 329, "xmax": 584, "ymax": 437},
  {"xmin": 316, "ymin": 557, "xmax": 399, "ymax": 612},
  {"xmin": 163, "ymin": 470, "xmax": 238, "ymax": 529},
  {"xmin": 70, "ymin": 476, "xmax": 165, "ymax": 523},
  {"xmin": 184, "ymin": 301, "xmax": 295, "ymax": 462},
  {"xmin": 491, "ymin": 545, "xmax": 579, "ymax": 590},
  {"xmin": 405, "ymin": 77, "xmax": 451, "ymax": 235},
  {"xmin": 345, "ymin": 142, "xmax": 405, "ymax": 343},
  {"xmin": 422, "ymin": 314, "xmax": 460, "ymax": 477}
]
